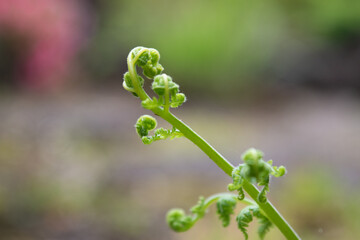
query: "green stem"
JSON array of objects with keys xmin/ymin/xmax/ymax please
[
  {"xmin": 126, "ymin": 49, "xmax": 300, "ymax": 239},
  {"xmin": 203, "ymin": 193, "xmax": 256, "ymax": 209},
  {"xmin": 158, "ymin": 111, "xmax": 300, "ymax": 240},
  {"xmin": 163, "ymin": 74, "xmax": 170, "ymax": 112},
  {"xmin": 127, "ymin": 50, "xmax": 151, "ymax": 101},
  {"xmin": 191, "ymin": 193, "xmax": 255, "ymax": 225}
]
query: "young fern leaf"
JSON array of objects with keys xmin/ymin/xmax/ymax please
[
  {"xmin": 151, "ymin": 74, "xmax": 186, "ymax": 109},
  {"xmin": 152, "ymin": 74, "xmax": 179, "ymax": 96},
  {"xmin": 142, "ymin": 127, "xmax": 183, "ymax": 144},
  {"xmin": 142, "ymin": 97, "xmax": 162, "ymax": 110},
  {"xmin": 237, "ymin": 206, "xmax": 254, "ymax": 240},
  {"xmin": 258, "ymin": 183, "xmax": 270, "ymax": 203},
  {"xmin": 170, "ymin": 93, "xmax": 186, "ymax": 108},
  {"xmin": 257, "ymin": 213, "xmax": 273, "ymax": 239},
  {"xmin": 229, "ymin": 148, "xmax": 286, "ymax": 203},
  {"xmin": 123, "ymin": 72, "xmax": 144, "ymax": 97},
  {"xmin": 228, "ymin": 166, "xmax": 245, "ymax": 200},
  {"xmin": 135, "ymin": 115, "xmax": 183, "ymax": 144},
  {"xmin": 167, "ymin": 196, "xmax": 206, "ymax": 232},
  {"xmin": 236, "ymin": 205, "xmax": 272, "ymax": 240},
  {"xmin": 190, "ymin": 196, "xmax": 206, "ymax": 217},
  {"xmin": 216, "ymin": 195, "xmax": 237, "ymax": 227}
]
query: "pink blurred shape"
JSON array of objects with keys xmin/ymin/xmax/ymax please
[{"xmin": 0, "ymin": 0, "xmax": 86, "ymax": 90}]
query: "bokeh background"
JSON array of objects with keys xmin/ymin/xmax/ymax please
[{"xmin": 0, "ymin": 0, "xmax": 360, "ymax": 239}]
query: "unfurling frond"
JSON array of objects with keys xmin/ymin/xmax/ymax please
[
  {"xmin": 236, "ymin": 205, "xmax": 272, "ymax": 240},
  {"xmin": 216, "ymin": 195, "xmax": 237, "ymax": 227},
  {"xmin": 130, "ymin": 47, "xmax": 164, "ymax": 79},
  {"xmin": 229, "ymin": 148, "xmax": 287, "ymax": 203},
  {"xmin": 135, "ymin": 115, "xmax": 157, "ymax": 137},
  {"xmin": 166, "ymin": 209, "xmax": 193, "ymax": 232}
]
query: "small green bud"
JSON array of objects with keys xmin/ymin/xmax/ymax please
[
  {"xmin": 174, "ymin": 93, "xmax": 185, "ymax": 102},
  {"xmin": 242, "ymin": 148, "xmax": 263, "ymax": 164},
  {"xmin": 149, "ymin": 48, "xmax": 160, "ymax": 64},
  {"xmin": 239, "ymin": 148, "xmax": 273, "ymax": 184},
  {"xmin": 154, "ymin": 128, "xmax": 168, "ymax": 140},
  {"xmin": 123, "ymin": 72, "xmax": 133, "ymax": 88},
  {"xmin": 135, "ymin": 115, "xmax": 157, "ymax": 137},
  {"xmin": 170, "ymin": 93, "xmax": 186, "ymax": 108},
  {"xmin": 143, "ymin": 63, "xmax": 164, "ymax": 79},
  {"xmin": 141, "ymin": 136, "xmax": 152, "ymax": 144},
  {"xmin": 152, "ymin": 74, "xmax": 179, "ymax": 96},
  {"xmin": 277, "ymin": 166, "xmax": 286, "ymax": 176},
  {"xmin": 123, "ymin": 72, "xmax": 144, "ymax": 97},
  {"xmin": 230, "ymin": 148, "xmax": 286, "ymax": 204},
  {"xmin": 166, "ymin": 209, "xmax": 193, "ymax": 232},
  {"xmin": 272, "ymin": 166, "xmax": 286, "ymax": 177},
  {"xmin": 130, "ymin": 47, "xmax": 164, "ymax": 79}
]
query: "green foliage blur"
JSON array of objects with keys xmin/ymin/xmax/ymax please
[{"xmin": 86, "ymin": 0, "xmax": 360, "ymax": 94}]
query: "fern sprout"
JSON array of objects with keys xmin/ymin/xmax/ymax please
[{"xmin": 123, "ymin": 47, "xmax": 300, "ymax": 239}]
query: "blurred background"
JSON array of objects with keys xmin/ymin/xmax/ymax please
[{"xmin": 0, "ymin": 0, "xmax": 360, "ymax": 239}]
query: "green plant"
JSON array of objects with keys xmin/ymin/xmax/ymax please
[{"xmin": 123, "ymin": 46, "xmax": 300, "ymax": 239}]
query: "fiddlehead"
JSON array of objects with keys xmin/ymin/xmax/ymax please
[
  {"xmin": 166, "ymin": 209, "xmax": 194, "ymax": 232},
  {"xmin": 166, "ymin": 196, "xmax": 206, "ymax": 232},
  {"xmin": 228, "ymin": 148, "xmax": 286, "ymax": 203},
  {"xmin": 135, "ymin": 115, "xmax": 157, "ymax": 138},
  {"xmin": 129, "ymin": 47, "xmax": 164, "ymax": 79},
  {"xmin": 151, "ymin": 74, "xmax": 186, "ymax": 110},
  {"xmin": 135, "ymin": 115, "xmax": 183, "ymax": 144},
  {"xmin": 216, "ymin": 195, "xmax": 237, "ymax": 227},
  {"xmin": 236, "ymin": 205, "xmax": 272, "ymax": 240},
  {"xmin": 124, "ymin": 47, "xmax": 186, "ymax": 145},
  {"xmin": 123, "ymin": 72, "xmax": 144, "ymax": 96}
]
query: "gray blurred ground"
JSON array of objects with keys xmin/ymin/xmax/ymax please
[{"xmin": 0, "ymin": 90, "xmax": 359, "ymax": 240}]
